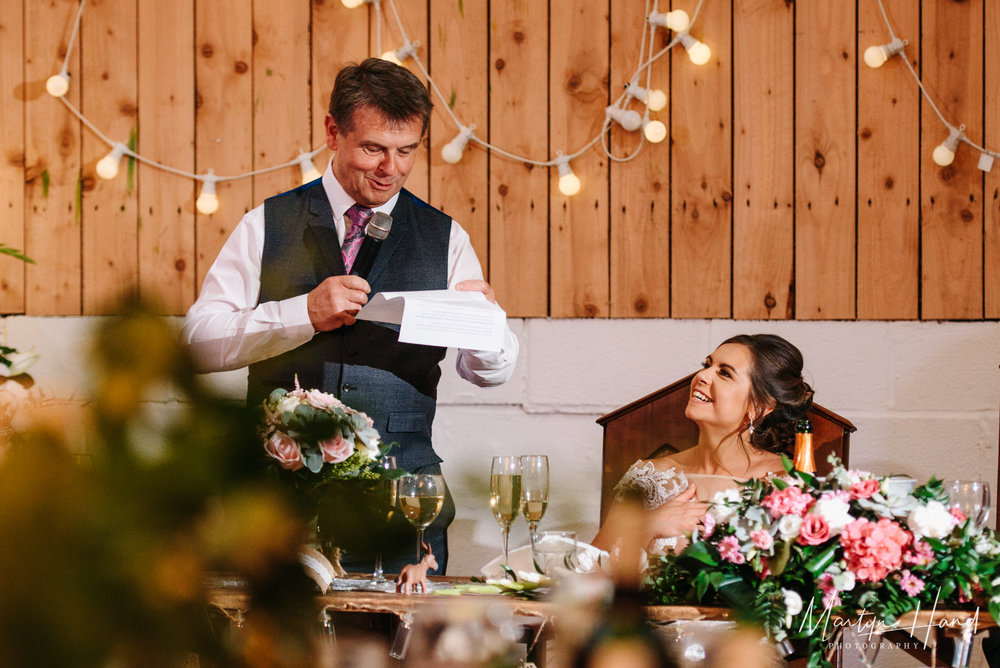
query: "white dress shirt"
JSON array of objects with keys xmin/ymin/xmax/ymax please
[{"xmin": 182, "ymin": 164, "xmax": 518, "ymax": 386}]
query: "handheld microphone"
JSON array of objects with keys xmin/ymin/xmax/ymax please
[{"xmin": 349, "ymin": 211, "xmax": 392, "ymax": 279}]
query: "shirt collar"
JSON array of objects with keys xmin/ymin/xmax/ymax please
[{"xmin": 321, "ymin": 158, "xmax": 400, "ymax": 223}]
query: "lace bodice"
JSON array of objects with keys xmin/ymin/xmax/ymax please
[
  {"xmin": 613, "ymin": 459, "xmax": 689, "ymax": 510},
  {"xmin": 612, "ymin": 460, "xmax": 692, "ymax": 555}
]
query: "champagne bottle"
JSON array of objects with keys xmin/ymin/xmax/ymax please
[{"xmin": 793, "ymin": 418, "xmax": 816, "ymax": 473}]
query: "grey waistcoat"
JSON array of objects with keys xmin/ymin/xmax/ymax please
[{"xmin": 248, "ymin": 180, "xmax": 451, "ymax": 472}]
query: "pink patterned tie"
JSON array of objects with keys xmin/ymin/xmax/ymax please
[{"xmin": 342, "ymin": 204, "xmax": 373, "ymax": 273}]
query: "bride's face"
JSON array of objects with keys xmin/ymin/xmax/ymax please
[{"xmin": 684, "ymin": 343, "xmax": 755, "ymax": 431}]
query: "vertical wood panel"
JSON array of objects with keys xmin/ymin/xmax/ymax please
[
  {"xmin": 194, "ymin": 0, "xmax": 253, "ymax": 292},
  {"xmin": 733, "ymin": 0, "xmax": 794, "ymax": 320},
  {"xmin": 857, "ymin": 0, "xmax": 919, "ymax": 320},
  {"xmin": 379, "ymin": 1, "xmax": 428, "ymax": 201},
  {"xmin": 428, "ymin": 0, "xmax": 488, "ymax": 271},
  {"xmin": 137, "ymin": 0, "xmax": 195, "ymax": 314},
  {"xmin": 987, "ymin": 0, "xmax": 1000, "ymax": 319},
  {"xmin": 0, "ymin": 1, "xmax": 25, "ymax": 313},
  {"xmin": 81, "ymin": 0, "xmax": 138, "ymax": 314},
  {"xmin": 549, "ymin": 2, "xmax": 609, "ymax": 318},
  {"xmin": 488, "ymin": 0, "xmax": 548, "ymax": 317},
  {"xmin": 795, "ymin": 0, "xmax": 856, "ymax": 320},
  {"xmin": 25, "ymin": 0, "xmax": 81, "ymax": 316},
  {"xmin": 921, "ymin": 0, "xmax": 983, "ymax": 319},
  {"xmin": 311, "ymin": 2, "xmax": 370, "ymax": 174},
  {"xmin": 608, "ymin": 3, "xmax": 669, "ymax": 318},
  {"xmin": 671, "ymin": 0, "xmax": 732, "ymax": 318},
  {"xmin": 252, "ymin": 1, "xmax": 310, "ymax": 203}
]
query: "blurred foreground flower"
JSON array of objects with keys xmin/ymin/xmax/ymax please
[
  {"xmin": 0, "ymin": 346, "xmax": 39, "ymax": 377},
  {"xmin": 0, "ymin": 297, "xmax": 324, "ymax": 667}
]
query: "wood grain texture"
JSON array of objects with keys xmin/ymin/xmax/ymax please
[
  {"xmin": 137, "ymin": 0, "xmax": 195, "ymax": 314},
  {"xmin": 920, "ymin": 0, "xmax": 983, "ymax": 319},
  {"xmin": 251, "ymin": 0, "xmax": 310, "ymax": 204},
  {"xmin": 733, "ymin": 0, "xmax": 794, "ymax": 320},
  {"xmin": 428, "ymin": 0, "xmax": 489, "ymax": 274},
  {"xmin": 670, "ymin": 0, "xmax": 732, "ymax": 318},
  {"xmin": 25, "ymin": 0, "xmax": 82, "ymax": 316},
  {"xmin": 194, "ymin": 0, "xmax": 253, "ymax": 292},
  {"xmin": 857, "ymin": 0, "xmax": 919, "ymax": 320},
  {"xmin": 0, "ymin": 0, "xmax": 25, "ymax": 313},
  {"xmin": 984, "ymin": 0, "xmax": 999, "ymax": 319},
  {"xmin": 795, "ymin": 0, "xmax": 856, "ymax": 320},
  {"xmin": 487, "ymin": 0, "xmax": 548, "ymax": 317},
  {"xmin": 608, "ymin": 0, "xmax": 669, "ymax": 318},
  {"xmin": 549, "ymin": 1, "xmax": 609, "ymax": 319}
]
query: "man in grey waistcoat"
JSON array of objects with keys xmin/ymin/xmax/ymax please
[{"xmin": 182, "ymin": 58, "xmax": 519, "ymax": 577}]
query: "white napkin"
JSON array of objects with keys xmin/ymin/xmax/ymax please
[{"xmin": 479, "ymin": 538, "xmax": 609, "ymax": 581}]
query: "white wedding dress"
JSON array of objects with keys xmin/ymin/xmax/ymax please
[{"xmin": 613, "ymin": 459, "xmax": 743, "ymax": 554}]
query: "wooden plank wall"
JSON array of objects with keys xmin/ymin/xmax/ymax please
[{"xmin": 2, "ymin": 0, "xmax": 997, "ymax": 321}]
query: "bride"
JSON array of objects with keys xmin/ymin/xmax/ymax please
[{"xmin": 591, "ymin": 334, "xmax": 814, "ymax": 557}]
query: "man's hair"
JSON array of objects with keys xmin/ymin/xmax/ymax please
[{"xmin": 328, "ymin": 58, "xmax": 433, "ymax": 137}]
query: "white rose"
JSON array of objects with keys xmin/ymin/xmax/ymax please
[
  {"xmin": 812, "ymin": 497, "xmax": 854, "ymax": 535},
  {"xmin": 907, "ymin": 500, "xmax": 955, "ymax": 539},
  {"xmin": 777, "ymin": 514, "xmax": 802, "ymax": 539},
  {"xmin": 782, "ymin": 588, "xmax": 803, "ymax": 615},
  {"xmin": 709, "ymin": 489, "xmax": 741, "ymax": 523},
  {"xmin": 275, "ymin": 394, "xmax": 301, "ymax": 416},
  {"xmin": 832, "ymin": 570, "xmax": 856, "ymax": 592}
]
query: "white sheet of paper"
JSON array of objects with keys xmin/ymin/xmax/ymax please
[{"xmin": 357, "ymin": 290, "xmax": 506, "ymax": 352}]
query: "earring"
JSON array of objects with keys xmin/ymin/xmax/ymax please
[{"xmin": 748, "ymin": 415, "xmax": 755, "ymax": 434}]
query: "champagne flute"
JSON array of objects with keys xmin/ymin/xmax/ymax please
[
  {"xmin": 946, "ymin": 480, "xmax": 991, "ymax": 529},
  {"xmin": 490, "ymin": 456, "xmax": 522, "ymax": 567},
  {"xmin": 520, "ymin": 455, "xmax": 549, "ymax": 550},
  {"xmin": 372, "ymin": 456, "xmax": 397, "ymax": 584},
  {"xmin": 397, "ymin": 474, "xmax": 445, "ymax": 561}
]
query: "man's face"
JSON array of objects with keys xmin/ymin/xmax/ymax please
[{"xmin": 325, "ymin": 106, "xmax": 423, "ymax": 208}]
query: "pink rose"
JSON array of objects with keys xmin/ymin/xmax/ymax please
[
  {"xmin": 849, "ymin": 478, "xmax": 881, "ymax": 500},
  {"xmin": 840, "ymin": 518, "xmax": 910, "ymax": 582},
  {"xmin": 751, "ymin": 529, "xmax": 774, "ymax": 550},
  {"xmin": 718, "ymin": 536, "xmax": 746, "ymax": 564},
  {"xmin": 304, "ymin": 389, "xmax": 342, "ymax": 411},
  {"xmin": 950, "ymin": 506, "xmax": 967, "ymax": 524},
  {"xmin": 701, "ymin": 512, "xmax": 716, "ymax": 537},
  {"xmin": 265, "ymin": 432, "xmax": 304, "ymax": 471},
  {"xmin": 319, "ymin": 434, "xmax": 354, "ymax": 464},
  {"xmin": 761, "ymin": 486, "xmax": 814, "ymax": 519},
  {"xmin": 898, "ymin": 569, "xmax": 925, "ymax": 596},
  {"xmin": 797, "ymin": 514, "xmax": 831, "ymax": 546},
  {"xmin": 903, "ymin": 539, "xmax": 935, "ymax": 566}
]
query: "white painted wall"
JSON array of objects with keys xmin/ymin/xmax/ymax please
[{"xmin": 3, "ymin": 316, "xmax": 998, "ymax": 579}]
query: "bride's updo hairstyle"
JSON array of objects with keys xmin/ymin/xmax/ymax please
[{"xmin": 723, "ymin": 334, "xmax": 814, "ymax": 455}]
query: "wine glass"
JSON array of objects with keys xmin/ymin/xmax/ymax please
[
  {"xmin": 946, "ymin": 480, "xmax": 991, "ymax": 529},
  {"xmin": 490, "ymin": 456, "xmax": 522, "ymax": 567},
  {"xmin": 372, "ymin": 456, "xmax": 397, "ymax": 584},
  {"xmin": 397, "ymin": 474, "xmax": 445, "ymax": 561},
  {"xmin": 520, "ymin": 455, "xmax": 549, "ymax": 550}
]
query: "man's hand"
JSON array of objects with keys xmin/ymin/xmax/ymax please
[
  {"xmin": 455, "ymin": 279, "xmax": 496, "ymax": 304},
  {"xmin": 307, "ymin": 275, "xmax": 371, "ymax": 331}
]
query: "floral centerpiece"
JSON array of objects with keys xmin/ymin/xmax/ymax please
[
  {"xmin": 259, "ymin": 381, "xmax": 405, "ymax": 564},
  {"xmin": 645, "ymin": 456, "xmax": 1000, "ymax": 667}
]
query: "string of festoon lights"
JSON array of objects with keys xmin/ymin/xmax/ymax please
[
  {"xmin": 45, "ymin": 0, "xmax": 711, "ymax": 213},
  {"xmin": 865, "ymin": 0, "xmax": 998, "ymax": 172}
]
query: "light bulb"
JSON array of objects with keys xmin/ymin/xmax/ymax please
[
  {"xmin": 341, "ymin": 0, "xmax": 365, "ymax": 7},
  {"xmin": 381, "ymin": 42, "xmax": 416, "ymax": 66},
  {"xmin": 96, "ymin": 143, "xmax": 127, "ymax": 180},
  {"xmin": 643, "ymin": 118, "xmax": 667, "ymax": 144},
  {"xmin": 555, "ymin": 155, "xmax": 581, "ymax": 197},
  {"xmin": 46, "ymin": 72, "xmax": 70, "ymax": 97},
  {"xmin": 297, "ymin": 152, "xmax": 321, "ymax": 184},
  {"xmin": 196, "ymin": 175, "xmax": 220, "ymax": 215},
  {"xmin": 863, "ymin": 37, "xmax": 905, "ymax": 69},
  {"xmin": 441, "ymin": 125, "xmax": 474, "ymax": 164},
  {"xmin": 606, "ymin": 106, "xmax": 642, "ymax": 132},
  {"xmin": 680, "ymin": 33, "xmax": 711, "ymax": 65},
  {"xmin": 625, "ymin": 82, "xmax": 667, "ymax": 112},
  {"xmin": 932, "ymin": 126, "xmax": 964, "ymax": 167},
  {"xmin": 648, "ymin": 9, "xmax": 690, "ymax": 32}
]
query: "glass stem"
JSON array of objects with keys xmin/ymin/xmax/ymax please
[
  {"xmin": 416, "ymin": 528, "xmax": 424, "ymax": 561},
  {"xmin": 374, "ymin": 552, "xmax": 383, "ymax": 580},
  {"xmin": 501, "ymin": 525, "xmax": 510, "ymax": 564}
]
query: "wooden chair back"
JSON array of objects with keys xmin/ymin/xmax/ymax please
[{"xmin": 596, "ymin": 373, "xmax": 857, "ymax": 521}]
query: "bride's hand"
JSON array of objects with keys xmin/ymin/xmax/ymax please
[{"xmin": 647, "ymin": 484, "xmax": 708, "ymax": 541}]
